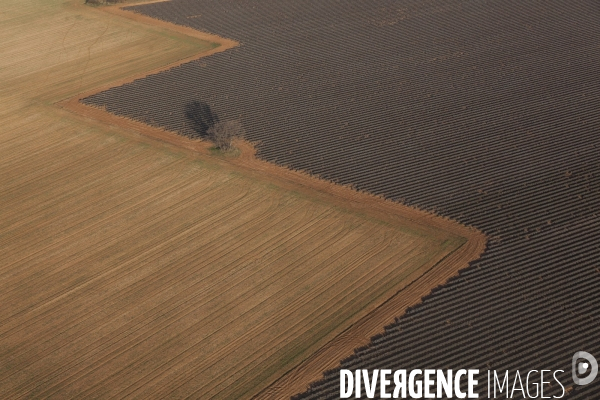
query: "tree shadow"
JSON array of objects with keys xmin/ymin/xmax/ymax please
[{"xmin": 184, "ymin": 100, "xmax": 220, "ymax": 137}]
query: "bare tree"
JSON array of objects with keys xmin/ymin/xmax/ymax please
[{"xmin": 206, "ymin": 120, "xmax": 245, "ymax": 151}]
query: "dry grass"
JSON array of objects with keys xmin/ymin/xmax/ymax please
[{"xmin": 0, "ymin": 1, "xmax": 482, "ymax": 399}]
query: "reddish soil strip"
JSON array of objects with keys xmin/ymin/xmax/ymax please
[{"xmin": 58, "ymin": 3, "xmax": 487, "ymax": 398}]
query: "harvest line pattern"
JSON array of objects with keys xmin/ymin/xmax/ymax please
[
  {"xmin": 83, "ymin": 0, "xmax": 600, "ymax": 397},
  {"xmin": 1, "ymin": 115, "xmax": 454, "ymax": 399}
]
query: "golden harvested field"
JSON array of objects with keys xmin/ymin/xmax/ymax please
[{"xmin": 0, "ymin": 1, "xmax": 485, "ymax": 399}]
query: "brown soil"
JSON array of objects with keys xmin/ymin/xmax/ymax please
[
  {"xmin": 77, "ymin": 1, "xmax": 239, "ymax": 96},
  {"xmin": 59, "ymin": 3, "xmax": 487, "ymax": 398},
  {"xmin": 254, "ymin": 225, "xmax": 485, "ymax": 399},
  {"xmin": 1, "ymin": 1, "xmax": 486, "ymax": 398}
]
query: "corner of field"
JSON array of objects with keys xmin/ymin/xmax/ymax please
[{"xmin": 48, "ymin": 2, "xmax": 488, "ymax": 399}]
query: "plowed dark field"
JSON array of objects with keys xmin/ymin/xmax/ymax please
[{"xmin": 83, "ymin": 0, "xmax": 600, "ymax": 397}]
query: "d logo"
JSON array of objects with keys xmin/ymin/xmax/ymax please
[{"xmin": 572, "ymin": 351, "xmax": 598, "ymax": 385}]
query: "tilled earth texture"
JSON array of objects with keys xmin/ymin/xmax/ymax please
[
  {"xmin": 84, "ymin": 0, "xmax": 600, "ymax": 398},
  {"xmin": 0, "ymin": 1, "xmax": 479, "ymax": 399}
]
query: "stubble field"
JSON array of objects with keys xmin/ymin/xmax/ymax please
[
  {"xmin": 0, "ymin": 1, "xmax": 483, "ymax": 399},
  {"xmin": 86, "ymin": 1, "xmax": 600, "ymax": 398}
]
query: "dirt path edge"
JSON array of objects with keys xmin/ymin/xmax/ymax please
[
  {"xmin": 254, "ymin": 228, "xmax": 486, "ymax": 400},
  {"xmin": 58, "ymin": 3, "xmax": 487, "ymax": 399}
]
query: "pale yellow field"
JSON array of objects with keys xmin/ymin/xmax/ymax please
[{"xmin": 0, "ymin": 1, "xmax": 482, "ymax": 399}]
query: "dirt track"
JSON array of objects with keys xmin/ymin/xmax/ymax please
[
  {"xmin": 62, "ymin": 89, "xmax": 486, "ymax": 399},
  {"xmin": 0, "ymin": 1, "xmax": 485, "ymax": 398},
  {"xmin": 78, "ymin": 1, "xmax": 600, "ymax": 399}
]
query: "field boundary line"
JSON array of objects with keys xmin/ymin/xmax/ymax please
[
  {"xmin": 53, "ymin": 2, "xmax": 488, "ymax": 399},
  {"xmin": 255, "ymin": 232, "xmax": 486, "ymax": 400},
  {"xmin": 59, "ymin": 0, "xmax": 238, "ymax": 156}
]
